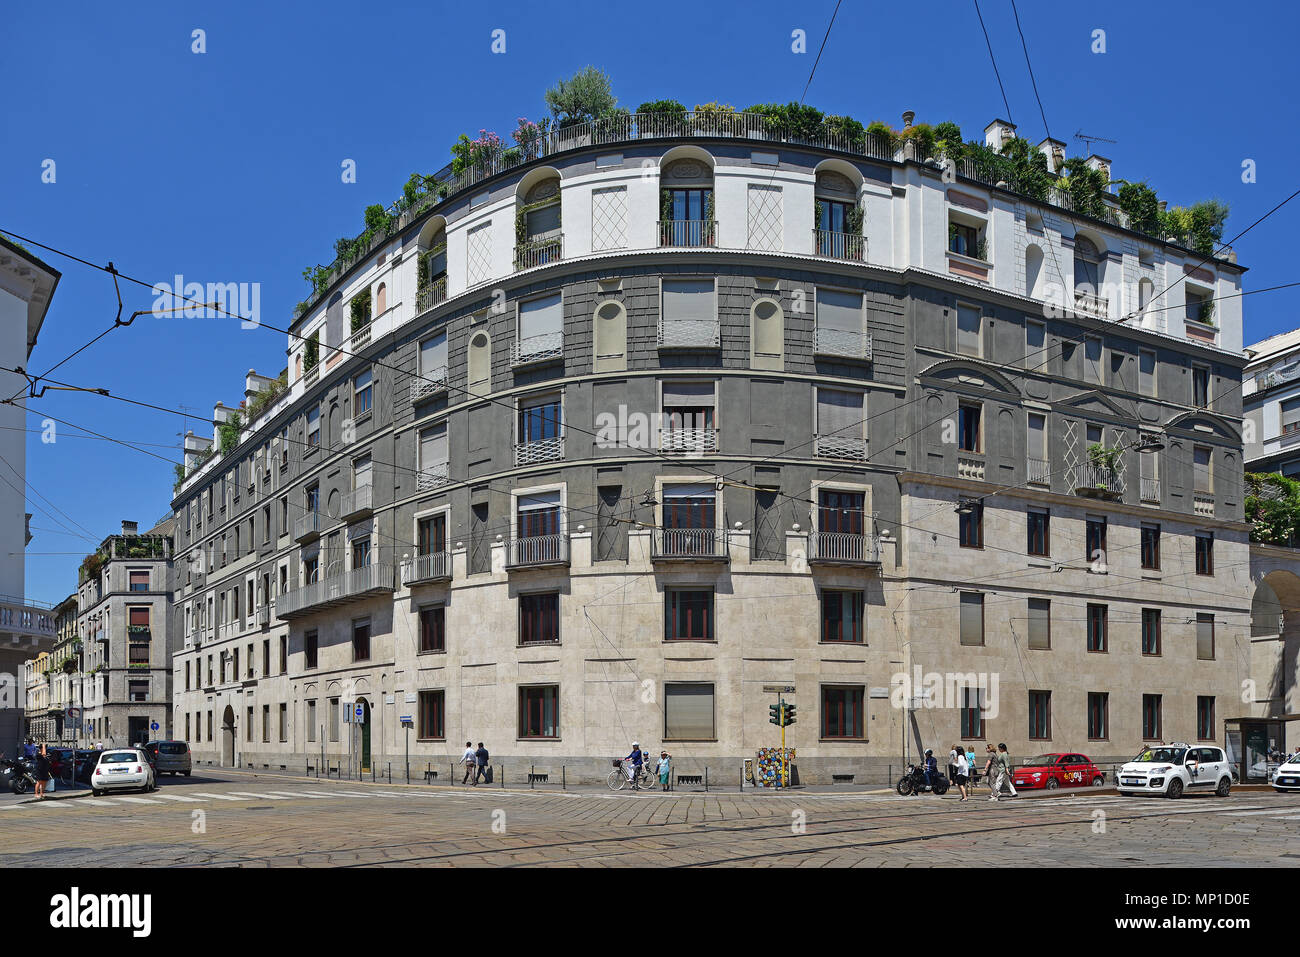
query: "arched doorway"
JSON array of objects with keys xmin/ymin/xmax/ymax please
[
  {"xmin": 221, "ymin": 705, "xmax": 236, "ymax": 767},
  {"xmin": 1234, "ymin": 566, "xmax": 1300, "ymax": 779},
  {"xmin": 357, "ymin": 697, "xmax": 372, "ymax": 772}
]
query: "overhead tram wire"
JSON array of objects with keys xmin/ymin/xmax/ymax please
[{"xmin": 973, "ymin": 0, "xmax": 1014, "ymax": 126}]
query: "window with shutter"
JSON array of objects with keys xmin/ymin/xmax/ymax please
[
  {"xmin": 661, "ymin": 279, "xmax": 717, "ymax": 347},
  {"xmin": 517, "ymin": 293, "xmax": 563, "ymax": 362},
  {"xmin": 664, "ymin": 683, "xmax": 716, "ymax": 739}
]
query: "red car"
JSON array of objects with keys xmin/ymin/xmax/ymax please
[{"xmin": 1011, "ymin": 753, "xmax": 1105, "ymax": 790}]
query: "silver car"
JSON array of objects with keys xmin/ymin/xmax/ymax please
[{"xmin": 144, "ymin": 740, "xmax": 192, "ymax": 776}]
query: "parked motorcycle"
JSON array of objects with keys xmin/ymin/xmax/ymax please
[
  {"xmin": 896, "ymin": 763, "xmax": 949, "ymax": 796},
  {"xmin": 1, "ymin": 757, "xmax": 37, "ymax": 795}
]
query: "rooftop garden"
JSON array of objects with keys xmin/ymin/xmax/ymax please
[
  {"xmin": 77, "ymin": 535, "xmax": 170, "ymax": 584},
  {"xmin": 172, "ymin": 369, "xmax": 288, "ymax": 493},
  {"xmin": 293, "ymin": 67, "xmax": 1230, "ymax": 316}
]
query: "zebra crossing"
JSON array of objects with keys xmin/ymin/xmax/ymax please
[{"xmin": 0, "ymin": 786, "xmax": 415, "ymax": 813}]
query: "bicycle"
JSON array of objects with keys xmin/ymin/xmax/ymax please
[{"xmin": 606, "ymin": 758, "xmax": 657, "ymax": 791}]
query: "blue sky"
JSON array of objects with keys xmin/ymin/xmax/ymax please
[{"xmin": 4, "ymin": 0, "xmax": 1297, "ymax": 603}]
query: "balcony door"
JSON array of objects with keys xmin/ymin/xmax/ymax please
[
  {"xmin": 662, "ymin": 484, "xmax": 717, "ymax": 555},
  {"xmin": 418, "ymin": 514, "xmax": 447, "ymax": 556},
  {"xmin": 516, "ymin": 492, "xmax": 562, "ymax": 564},
  {"xmin": 818, "ymin": 490, "xmax": 865, "ymax": 560}
]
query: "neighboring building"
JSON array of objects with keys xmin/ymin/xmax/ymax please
[
  {"xmin": 171, "ymin": 110, "xmax": 1252, "ymax": 782},
  {"xmin": 1243, "ymin": 330, "xmax": 1300, "ymax": 478},
  {"xmin": 22, "ymin": 653, "xmax": 50, "ymax": 742},
  {"xmin": 45, "ymin": 593, "xmax": 80, "ymax": 743},
  {"xmin": 77, "ymin": 520, "xmax": 176, "ymax": 747},
  {"xmin": 0, "ymin": 236, "xmax": 60, "ymax": 748}
]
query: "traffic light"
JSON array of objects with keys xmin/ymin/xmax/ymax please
[
  {"xmin": 783, "ymin": 704, "xmax": 797, "ymax": 727},
  {"xmin": 769, "ymin": 704, "xmax": 782, "ymax": 726}
]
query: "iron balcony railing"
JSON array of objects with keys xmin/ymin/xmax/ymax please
[
  {"xmin": 514, "ymin": 437, "xmax": 564, "ymax": 466},
  {"xmin": 1027, "ymin": 457, "xmax": 1050, "ymax": 485},
  {"xmin": 651, "ymin": 527, "xmax": 730, "ymax": 561},
  {"xmin": 417, "ymin": 462, "xmax": 450, "ymax": 492},
  {"xmin": 511, "ymin": 331, "xmax": 565, "ymax": 366},
  {"xmin": 812, "ymin": 229, "xmax": 866, "ymax": 262},
  {"xmin": 814, "ymin": 435, "xmax": 867, "ymax": 461},
  {"xmin": 293, "ymin": 511, "xmax": 324, "ymax": 543},
  {"xmin": 808, "ymin": 531, "xmax": 881, "ymax": 565},
  {"xmin": 505, "ymin": 534, "xmax": 570, "ymax": 568},
  {"xmin": 410, "ymin": 366, "xmax": 449, "ymax": 403},
  {"xmin": 514, "ymin": 234, "xmax": 564, "ymax": 270},
  {"xmin": 417, "ymin": 276, "xmax": 447, "ymax": 315},
  {"xmin": 1074, "ymin": 290, "xmax": 1110, "ymax": 319},
  {"xmin": 814, "ymin": 327, "xmax": 873, "ymax": 361},
  {"xmin": 658, "ymin": 219, "xmax": 716, "ymax": 248},
  {"xmin": 402, "ymin": 550, "xmax": 452, "ymax": 585},
  {"xmin": 658, "ymin": 318, "xmax": 720, "ymax": 349},
  {"xmin": 276, "ymin": 562, "xmax": 395, "ymax": 619},
  {"xmin": 660, "ymin": 427, "xmax": 718, "ymax": 453},
  {"xmin": 1073, "ymin": 463, "xmax": 1124, "ymax": 495},
  {"xmin": 1141, "ymin": 477, "xmax": 1162, "ymax": 503},
  {"xmin": 340, "ymin": 485, "xmax": 373, "ymax": 520}
]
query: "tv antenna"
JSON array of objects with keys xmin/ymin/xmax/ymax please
[{"xmin": 1074, "ymin": 129, "xmax": 1117, "ymax": 154}]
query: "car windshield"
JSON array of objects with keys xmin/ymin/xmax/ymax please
[
  {"xmin": 1027, "ymin": 755, "xmax": 1060, "ymax": 766},
  {"xmin": 1133, "ymin": 747, "xmax": 1185, "ymax": 765},
  {"xmin": 100, "ymin": 752, "xmax": 140, "ymax": 765}
]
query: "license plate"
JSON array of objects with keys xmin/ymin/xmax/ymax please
[
  {"xmin": 110, "ymin": 768, "xmax": 127, "ymax": 773},
  {"xmin": 1282, "ymin": 778, "xmax": 1297, "ymax": 786},
  {"xmin": 1122, "ymin": 778, "xmax": 1142, "ymax": 786}
]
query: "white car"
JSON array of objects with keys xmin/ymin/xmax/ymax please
[
  {"xmin": 1115, "ymin": 743, "xmax": 1232, "ymax": 798},
  {"xmin": 1273, "ymin": 754, "xmax": 1300, "ymax": 792},
  {"xmin": 90, "ymin": 748, "xmax": 157, "ymax": 796}
]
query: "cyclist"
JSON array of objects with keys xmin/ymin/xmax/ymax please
[{"xmin": 624, "ymin": 741, "xmax": 645, "ymax": 790}]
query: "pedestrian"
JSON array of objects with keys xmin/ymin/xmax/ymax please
[
  {"xmin": 23, "ymin": 737, "xmax": 36, "ymax": 759},
  {"xmin": 33, "ymin": 745, "xmax": 51, "ymax": 800},
  {"xmin": 657, "ymin": 751, "xmax": 671, "ymax": 791},
  {"xmin": 966, "ymin": 745, "xmax": 978, "ymax": 787},
  {"xmin": 948, "ymin": 745, "xmax": 959, "ymax": 786},
  {"xmin": 461, "ymin": 741, "xmax": 476, "ymax": 785},
  {"xmin": 998, "ymin": 743, "xmax": 1018, "ymax": 797},
  {"xmin": 954, "ymin": 747, "xmax": 970, "ymax": 801},
  {"xmin": 984, "ymin": 745, "xmax": 1001, "ymax": 801},
  {"xmin": 474, "ymin": 742, "xmax": 489, "ymax": 785}
]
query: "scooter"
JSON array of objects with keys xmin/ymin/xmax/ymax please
[
  {"xmin": 896, "ymin": 763, "xmax": 949, "ymax": 796},
  {"xmin": 2, "ymin": 757, "xmax": 37, "ymax": 794}
]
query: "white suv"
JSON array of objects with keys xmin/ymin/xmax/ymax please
[{"xmin": 1116, "ymin": 743, "xmax": 1232, "ymax": 798}]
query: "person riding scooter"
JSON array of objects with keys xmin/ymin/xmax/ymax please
[{"xmin": 923, "ymin": 749, "xmax": 938, "ymax": 791}]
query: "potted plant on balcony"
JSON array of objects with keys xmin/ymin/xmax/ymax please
[{"xmin": 1077, "ymin": 443, "xmax": 1123, "ymax": 500}]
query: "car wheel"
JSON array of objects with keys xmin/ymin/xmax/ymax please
[
  {"xmin": 183, "ymin": 770, "xmax": 191, "ymax": 777},
  {"xmin": 91, "ymin": 788, "xmax": 100, "ymax": 797},
  {"xmin": 1092, "ymin": 776, "xmax": 1105, "ymax": 787},
  {"xmin": 1045, "ymin": 777, "xmax": 1059, "ymax": 790},
  {"xmin": 1166, "ymin": 778, "xmax": 1183, "ymax": 799},
  {"xmin": 1215, "ymin": 777, "xmax": 1231, "ymax": 797}
]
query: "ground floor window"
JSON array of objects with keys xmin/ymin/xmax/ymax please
[
  {"xmin": 1142, "ymin": 694, "xmax": 1162, "ymax": 740},
  {"xmin": 663, "ymin": 683, "xmax": 715, "ymax": 740},
  {"xmin": 1087, "ymin": 692, "xmax": 1108, "ymax": 740},
  {"xmin": 307, "ymin": 700, "xmax": 317, "ymax": 742},
  {"xmin": 1196, "ymin": 695, "xmax": 1215, "ymax": 741},
  {"xmin": 419, "ymin": 605, "xmax": 446, "ymax": 653},
  {"xmin": 821, "ymin": 685, "xmax": 864, "ymax": 739},
  {"xmin": 1028, "ymin": 691, "xmax": 1051, "ymax": 739},
  {"xmin": 519, "ymin": 593, "xmax": 559, "ymax": 644},
  {"xmin": 820, "ymin": 590, "xmax": 863, "ymax": 643},
  {"xmin": 665, "ymin": 588, "xmax": 713, "ymax": 640},
  {"xmin": 519, "ymin": 685, "xmax": 559, "ymax": 738},
  {"xmin": 419, "ymin": 689, "xmax": 445, "ymax": 740},
  {"xmin": 960, "ymin": 686, "xmax": 985, "ymax": 739}
]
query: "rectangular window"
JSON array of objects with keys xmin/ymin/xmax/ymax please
[
  {"xmin": 518, "ymin": 686, "xmax": 559, "ymax": 739},
  {"xmin": 279, "ymin": 703, "xmax": 287, "ymax": 742},
  {"xmin": 960, "ymin": 686, "xmax": 985, "ymax": 739},
  {"xmin": 1192, "ymin": 365, "xmax": 1210, "ymax": 407},
  {"xmin": 956, "ymin": 305, "xmax": 982, "ymax": 356},
  {"xmin": 1088, "ymin": 692, "xmax": 1109, "ymax": 740},
  {"xmin": 1084, "ymin": 337, "xmax": 1102, "ymax": 383},
  {"xmin": 307, "ymin": 700, "xmax": 317, "ymax": 743},
  {"xmin": 304, "ymin": 630, "xmax": 318, "ymax": 669},
  {"xmin": 1027, "ymin": 598, "xmax": 1051, "ymax": 650},
  {"xmin": 328, "ymin": 698, "xmax": 339, "ymax": 742},
  {"xmin": 662, "ymin": 380, "xmax": 716, "ymax": 441},
  {"xmin": 517, "ymin": 293, "xmax": 564, "ymax": 358},
  {"xmin": 128, "ymin": 679, "xmax": 148, "ymax": 702},
  {"xmin": 1142, "ymin": 694, "xmax": 1162, "ymax": 740},
  {"xmin": 419, "ymin": 690, "xmax": 445, "ymax": 740},
  {"xmin": 661, "ymin": 278, "xmax": 717, "ymax": 342},
  {"xmin": 1142, "ymin": 609, "xmax": 1162, "ymax": 656},
  {"xmin": 1027, "ymin": 509, "xmax": 1050, "ymax": 557},
  {"xmin": 1086, "ymin": 604, "xmax": 1108, "ymax": 653},
  {"xmin": 419, "ymin": 423, "xmax": 449, "ymax": 483},
  {"xmin": 1026, "ymin": 413, "xmax": 1047, "ymax": 482},
  {"xmin": 664, "ymin": 683, "xmax": 716, "ymax": 740},
  {"xmin": 1195, "ymin": 532, "xmax": 1214, "ymax": 575},
  {"xmin": 1193, "ymin": 446, "xmax": 1213, "ymax": 493},
  {"xmin": 1025, "ymin": 321, "xmax": 1047, "ymax": 370},
  {"xmin": 1140, "ymin": 523, "xmax": 1160, "ymax": 570},
  {"xmin": 519, "ymin": 593, "xmax": 559, "ymax": 644},
  {"xmin": 354, "ymin": 368, "xmax": 373, "ymax": 415},
  {"xmin": 419, "ymin": 605, "xmax": 446, "ymax": 653},
  {"xmin": 1282, "ymin": 397, "xmax": 1300, "ymax": 437},
  {"xmin": 518, "ymin": 396, "xmax": 562, "ymax": 445},
  {"xmin": 820, "ymin": 590, "xmax": 864, "ymax": 643},
  {"xmin": 418, "ymin": 514, "xmax": 447, "ymax": 556},
  {"xmin": 262, "ymin": 704, "xmax": 270, "ymax": 743},
  {"xmin": 821, "ymin": 686, "xmax": 865, "ymax": 739},
  {"xmin": 1197, "ymin": 613, "xmax": 1215, "ymax": 660},
  {"xmin": 420, "ymin": 331, "xmax": 448, "ymax": 378},
  {"xmin": 815, "ymin": 388, "xmax": 865, "ymax": 446},
  {"xmin": 949, "ymin": 222, "xmax": 980, "ymax": 259},
  {"xmin": 958, "ymin": 403, "xmax": 982, "ymax": 453},
  {"xmin": 279, "ymin": 635, "xmax": 287, "ymax": 673},
  {"xmin": 665, "ymin": 589, "xmax": 713, "ymax": 640},
  {"xmin": 958, "ymin": 502, "xmax": 983, "ymax": 548},
  {"xmin": 351, "ymin": 537, "xmax": 371, "ymax": 569},
  {"xmin": 352, "ymin": 620, "xmax": 370, "ymax": 662},
  {"xmin": 1139, "ymin": 349, "xmax": 1156, "ymax": 397},
  {"xmin": 1085, "ymin": 516, "xmax": 1107, "ymax": 564},
  {"xmin": 128, "ymin": 570, "xmax": 149, "ymax": 591},
  {"xmin": 353, "ymin": 455, "xmax": 372, "ymax": 490},
  {"xmin": 1028, "ymin": 691, "xmax": 1051, "ymax": 740},
  {"xmin": 814, "ymin": 288, "xmax": 864, "ymax": 347},
  {"xmin": 1196, "ymin": 696, "xmax": 1215, "ymax": 741},
  {"xmin": 959, "ymin": 592, "xmax": 984, "ymax": 646},
  {"xmin": 307, "ymin": 406, "xmax": 320, "ymax": 447}
]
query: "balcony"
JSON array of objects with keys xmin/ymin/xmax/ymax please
[
  {"xmin": 417, "ymin": 462, "xmax": 450, "ymax": 493},
  {"xmin": 514, "ymin": 234, "xmax": 564, "ymax": 271},
  {"xmin": 812, "ymin": 229, "xmax": 866, "ymax": 262},
  {"xmin": 340, "ymin": 485, "xmax": 373, "ymax": 521},
  {"xmin": 658, "ymin": 219, "xmax": 716, "ymax": 248},
  {"xmin": 1194, "ymin": 494, "xmax": 1215, "ymax": 518},
  {"xmin": 349, "ymin": 322, "xmax": 371, "ymax": 351},
  {"xmin": 416, "ymin": 277, "xmax": 447, "ymax": 316},
  {"xmin": 957, "ymin": 456, "xmax": 985, "ymax": 481},
  {"xmin": 660, "ymin": 427, "xmax": 718, "ymax": 454},
  {"xmin": 1141, "ymin": 477, "xmax": 1162, "ymax": 504},
  {"xmin": 1073, "ymin": 291, "xmax": 1110, "ymax": 320},
  {"xmin": 813, "ymin": 328, "xmax": 872, "ymax": 362},
  {"xmin": 254, "ymin": 605, "xmax": 270, "ymax": 627},
  {"xmin": 651, "ymin": 528, "xmax": 730, "ymax": 562},
  {"xmin": 511, "ymin": 332, "xmax": 564, "ymax": 367},
  {"xmin": 1027, "ymin": 457, "xmax": 1050, "ymax": 486},
  {"xmin": 304, "ymin": 364, "xmax": 319, "ymax": 387},
  {"xmin": 505, "ymin": 534, "xmax": 570, "ymax": 569},
  {"xmin": 276, "ymin": 563, "xmax": 395, "ymax": 620},
  {"xmin": 293, "ymin": 511, "xmax": 325, "ymax": 543},
  {"xmin": 808, "ymin": 531, "xmax": 882, "ymax": 567},
  {"xmin": 1072, "ymin": 464, "xmax": 1124, "ymax": 501},
  {"xmin": 657, "ymin": 318, "xmax": 719, "ymax": 350},
  {"xmin": 410, "ymin": 366, "xmax": 449, "ymax": 404},
  {"xmin": 0, "ymin": 599, "xmax": 56, "ymax": 646},
  {"xmin": 814, "ymin": 435, "xmax": 867, "ymax": 461},
  {"xmin": 514, "ymin": 437, "xmax": 564, "ymax": 467},
  {"xmin": 402, "ymin": 550, "xmax": 452, "ymax": 586}
]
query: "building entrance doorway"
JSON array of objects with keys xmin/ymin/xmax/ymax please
[
  {"xmin": 222, "ymin": 705, "xmax": 236, "ymax": 767},
  {"xmin": 358, "ymin": 698, "xmax": 371, "ymax": 772}
]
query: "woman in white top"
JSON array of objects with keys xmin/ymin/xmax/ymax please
[{"xmin": 954, "ymin": 749, "xmax": 970, "ymax": 802}]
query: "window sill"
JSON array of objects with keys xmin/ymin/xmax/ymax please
[
  {"xmin": 819, "ymin": 737, "xmax": 869, "ymax": 743},
  {"xmin": 663, "ymin": 639, "xmax": 718, "ymax": 644},
  {"xmin": 516, "ymin": 737, "xmax": 561, "ymax": 742},
  {"xmin": 417, "ymin": 648, "xmax": 447, "ymax": 657},
  {"xmin": 416, "ymin": 737, "xmax": 446, "ymax": 743},
  {"xmin": 517, "ymin": 641, "xmax": 560, "ymax": 648},
  {"xmin": 818, "ymin": 640, "xmax": 866, "ymax": 646},
  {"xmin": 664, "ymin": 738, "xmax": 717, "ymax": 743}
]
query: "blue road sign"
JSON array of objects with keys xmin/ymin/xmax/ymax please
[{"xmin": 150, "ymin": 721, "xmax": 159, "ymax": 731}]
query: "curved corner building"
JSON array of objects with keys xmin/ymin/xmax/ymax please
[{"xmin": 171, "ymin": 114, "xmax": 1253, "ymax": 783}]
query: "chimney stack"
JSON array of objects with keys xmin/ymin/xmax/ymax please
[
  {"xmin": 984, "ymin": 119, "xmax": 1017, "ymax": 151},
  {"xmin": 121, "ymin": 520, "xmax": 138, "ymax": 536},
  {"xmin": 902, "ymin": 110, "xmax": 915, "ymax": 130}
]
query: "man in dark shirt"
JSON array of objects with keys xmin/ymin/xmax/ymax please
[
  {"xmin": 473, "ymin": 743, "xmax": 489, "ymax": 785},
  {"xmin": 923, "ymin": 749, "xmax": 938, "ymax": 791},
  {"xmin": 33, "ymin": 745, "xmax": 51, "ymax": 800}
]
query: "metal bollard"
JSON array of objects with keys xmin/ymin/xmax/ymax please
[
  {"xmin": 531, "ymin": 764, "xmax": 535, "ymax": 789},
  {"xmin": 705, "ymin": 767, "xmax": 709, "ymax": 792},
  {"xmin": 387, "ymin": 762, "xmax": 391, "ymax": 784},
  {"xmin": 562, "ymin": 765, "xmax": 566, "ymax": 790},
  {"xmin": 500, "ymin": 764, "xmax": 504, "ymax": 788}
]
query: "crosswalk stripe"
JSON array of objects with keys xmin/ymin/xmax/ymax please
[
  {"xmin": 112, "ymin": 797, "xmax": 163, "ymax": 805},
  {"xmin": 154, "ymin": 794, "xmax": 207, "ymax": 802},
  {"xmin": 79, "ymin": 799, "xmax": 120, "ymax": 807},
  {"xmin": 226, "ymin": 792, "xmax": 291, "ymax": 800},
  {"xmin": 188, "ymin": 792, "xmax": 246, "ymax": 801}
]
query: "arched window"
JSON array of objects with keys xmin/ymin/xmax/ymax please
[
  {"xmin": 468, "ymin": 330, "xmax": 491, "ymax": 391},
  {"xmin": 1073, "ymin": 236, "xmax": 1107, "ymax": 316},
  {"xmin": 375, "ymin": 282, "xmax": 387, "ymax": 316},
  {"xmin": 1025, "ymin": 244, "xmax": 1044, "ymax": 299},
  {"xmin": 419, "ymin": 228, "xmax": 447, "ymax": 313},
  {"xmin": 751, "ymin": 298, "xmax": 784, "ymax": 370},
  {"xmin": 516, "ymin": 177, "xmax": 562, "ymax": 269},
  {"xmin": 660, "ymin": 159, "xmax": 714, "ymax": 247}
]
